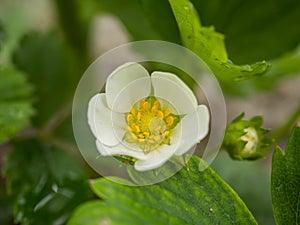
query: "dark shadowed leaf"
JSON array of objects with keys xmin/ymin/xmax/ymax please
[
  {"xmin": 0, "ymin": 179, "xmax": 13, "ymax": 224},
  {"xmin": 190, "ymin": 0, "xmax": 300, "ymax": 64},
  {"xmin": 97, "ymin": 0, "xmax": 180, "ymax": 43},
  {"xmin": 3, "ymin": 139, "xmax": 92, "ymax": 225}
]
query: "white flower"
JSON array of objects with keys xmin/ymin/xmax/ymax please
[{"xmin": 88, "ymin": 62, "xmax": 209, "ymax": 171}]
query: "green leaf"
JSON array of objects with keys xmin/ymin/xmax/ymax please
[
  {"xmin": 3, "ymin": 139, "xmax": 92, "ymax": 225},
  {"xmin": 168, "ymin": 0, "xmax": 271, "ymax": 83},
  {"xmin": 271, "ymin": 125, "xmax": 300, "ymax": 225},
  {"xmin": 68, "ymin": 156, "xmax": 257, "ymax": 225},
  {"xmin": 0, "ymin": 67, "xmax": 34, "ymax": 144},
  {"xmin": 13, "ymin": 32, "xmax": 82, "ymax": 127},
  {"xmin": 190, "ymin": 0, "xmax": 300, "ymax": 64}
]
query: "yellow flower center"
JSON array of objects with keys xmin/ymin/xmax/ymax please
[{"xmin": 123, "ymin": 96, "xmax": 180, "ymax": 152}]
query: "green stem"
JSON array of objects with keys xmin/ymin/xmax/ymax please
[
  {"xmin": 50, "ymin": 137, "xmax": 82, "ymax": 161},
  {"xmin": 41, "ymin": 101, "xmax": 72, "ymax": 136},
  {"xmin": 272, "ymin": 105, "xmax": 300, "ymax": 143}
]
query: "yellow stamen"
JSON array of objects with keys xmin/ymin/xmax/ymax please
[
  {"xmin": 143, "ymin": 132, "xmax": 150, "ymax": 138},
  {"xmin": 151, "ymin": 106, "xmax": 158, "ymax": 113},
  {"xmin": 138, "ymin": 134, "xmax": 145, "ymax": 139},
  {"xmin": 151, "ymin": 101, "xmax": 160, "ymax": 112},
  {"xmin": 127, "ymin": 114, "xmax": 133, "ymax": 122},
  {"xmin": 130, "ymin": 107, "xmax": 136, "ymax": 115},
  {"xmin": 166, "ymin": 116, "xmax": 174, "ymax": 126},
  {"xmin": 134, "ymin": 124, "xmax": 140, "ymax": 133},
  {"xmin": 164, "ymin": 108, "xmax": 171, "ymax": 117},
  {"xmin": 143, "ymin": 102, "xmax": 150, "ymax": 110},
  {"xmin": 137, "ymin": 112, "xmax": 142, "ymax": 121},
  {"xmin": 139, "ymin": 99, "xmax": 145, "ymax": 108},
  {"xmin": 156, "ymin": 110, "xmax": 164, "ymax": 118}
]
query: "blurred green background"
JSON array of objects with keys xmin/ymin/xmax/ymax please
[{"xmin": 0, "ymin": 0, "xmax": 299, "ymax": 224}]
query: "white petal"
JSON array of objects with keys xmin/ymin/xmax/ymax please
[
  {"xmin": 110, "ymin": 76, "xmax": 151, "ymax": 113},
  {"xmin": 175, "ymin": 105, "xmax": 210, "ymax": 155},
  {"xmin": 151, "ymin": 71, "xmax": 198, "ymax": 115},
  {"xmin": 106, "ymin": 62, "xmax": 151, "ymax": 112},
  {"xmin": 196, "ymin": 105, "xmax": 210, "ymax": 140},
  {"xmin": 88, "ymin": 94, "xmax": 100, "ymax": 137},
  {"xmin": 134, "ymin": 144, "xmax": 178, "ymax": 171},
  {"xmin": 96, "ymin": 140, "xmax": 147, "ymax": 160},
  {"xmin": 88, "ymin": 93, "xmax": 125, "ymax": 146}
]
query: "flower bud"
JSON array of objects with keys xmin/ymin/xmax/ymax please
[{"xmin": 222, "ymin": 113, "xmax": 274, "ymax": 160}]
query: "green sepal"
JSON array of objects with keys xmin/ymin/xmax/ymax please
[
  {"xmin": 145, "ymin": 95, "xmax": 158, "ymax": 105},
  {"xmin": 113, "ymin": 155, "xmax": 137, "ymax": 166},
  {"xmin": 167, "ymin": 113, "xmax": 181, "ymax": 129}
]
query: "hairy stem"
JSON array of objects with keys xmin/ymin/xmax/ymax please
[
  {"xmin": 42, "ymin": 101, "xmax": 72, "ymax": 136},
  {"xmin": 50, "ymin": 137, "xmax": 81, "ymax": 160}
]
